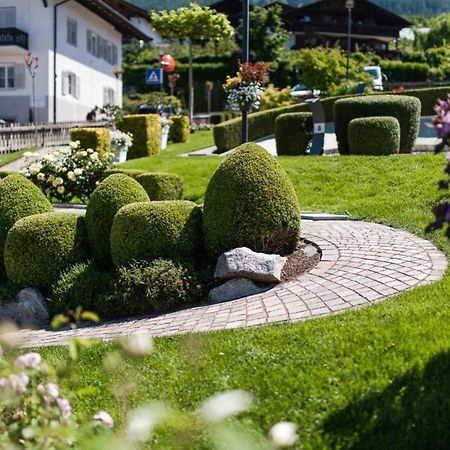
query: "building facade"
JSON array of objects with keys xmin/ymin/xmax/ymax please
[{"xmin": 0, "ymin": 0, "xmax": 150, "ymax": 124}]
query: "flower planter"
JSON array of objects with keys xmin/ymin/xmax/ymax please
[{"xmin": 160, "ymin": 124, "xmax": 170, "ymax": 150}]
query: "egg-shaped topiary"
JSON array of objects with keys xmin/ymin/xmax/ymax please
[
  {"xmin": 4, "ymin": 212, "xmax": 89, "ymax": 289},
  {"xmin": 203, "ymin": 142, "xmax": 301, "ymax": 259},
  {"xmin": 0, "ymin": 174, "xmax": 53, "ymax": 278},
  {"xmin": 110, "ymin": 200, "xmax": 203, "ymax": 267},
  {"xmin": 85, "ymin": 174, "xmax": 150, "ymax": 268}
]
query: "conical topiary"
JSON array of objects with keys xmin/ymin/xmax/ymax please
[{"xmin": 203, "ymin": 142, "xmax": 301, "ymax": 260}]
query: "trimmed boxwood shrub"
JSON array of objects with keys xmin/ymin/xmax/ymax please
[
  {"xmin": 203, "ymin": 142, "xmax": 301, "ymax": 259},
  {"xmin": 4, "ymin": 213, "xmax": 89, "ymax": 289},
  {"xmin": 107, "ymin": 260, "xmax": 204, "ymax": 317},
  {"xmin": 334, "ymin": 95, "xmax": 421, "ymax": 154},
  {"xmin": 117, "ymin": 114, "xmax": 160, "ymax": 159},
  {"xmin": 85, "ymin": 174, "xmax": 150, "ymax": 268},
  {"xmin": 380, "ymin": 61, "xmax": 430, "ymax": 82},
  {"xmin": 49, "ymin": 261, "xmax": 115, "ymax": 316},
  {"xmin": 103, "ymin": 168, "xmax": 147, "ymax": 179},
  {"xmin": 169, "ymin": 115, "xmax": 190, "ymax": 143},
  {"xmin": 135, "ymin": 173, "xmax": 183, "ymax": 200},
  {"xmin": 0, "ymin": 170, "xmax": 17, "ymax": 179},
  {"xmin": 348, "ymin": 116, "xmax": 400, "ymax": 155},
  {"xmin": 70, "ymin": 127, "xmax": 111, "ymax": 160},
  {"xmin": 0, "ymin": 174, "xmax": 53, "ymax": 278},
  {"xmin": 110, "ymin": 201, "xmax": 202, "ymax": 267},
  {"xmin": 275, "ymin": 112, "xmax": 313, "ymax": 155}
]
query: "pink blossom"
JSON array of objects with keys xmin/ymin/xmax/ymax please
[
  {"xmin": 0, "ymin": 373, "xmax": 29, "ymax": 394},
  {"xmin": 14, "ymin": 353, "xmax": 42, "ymax": 369},
  {"xmin": 94, "ymin": 411, "xmax": 114, "ymax": 428},
  {"xmin": 57, "ymin": 397, "xmax": 72, "ymax": 420}
]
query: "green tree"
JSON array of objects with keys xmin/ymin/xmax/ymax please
[
  {"xmin": 292, "ymin": 47, "xmax": 372, "ymax": 96},
  {"xmin": 237, "ymin": 4, "xmax": 289, "ymax": 62},
  {"xmin": 151, "ymin": 3, "xmax": 233, "ymax": 121},
  {"xmin": 425, "ymin": 14, "xmax": 450, "ymax": 49}
]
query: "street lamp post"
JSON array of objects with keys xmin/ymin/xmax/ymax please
[
  {"xmin": 241, "ymin": 0, "xmax": 250, "ymax": 143},
  {"xmin": 345, "ymin": 0, "xmax": 354, "ymax": 83}
]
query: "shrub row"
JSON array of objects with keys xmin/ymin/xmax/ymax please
[
  {"xmin": 334, "ymin": 95, "xmax": 421, "ymax": 154},
  {"xmin": 117, "ymin": 114, "xmax": 160, "ymax": 160},
  {"xmin": 169, "ymin": 115, "xmax": 190, "ymax": 143},
  {"xmin": 275, "ymin": 112, "xmax": 313, "ymax": 155},
  {"xmin": 210, "ymin": 111, "xmax": 240, "ymax": 125},
  {"xmin": 348, "ymin": 117, "xmax": 400, "ymax": 155},
  {"xmin": 213, "ymin": 86, "xmax": 450, "ymax": 152},
  {"xmin": 70, "ymin": 128, "xmax": 111, "ymax": 160},
  {"xmin": 380, "ymin": 61, "xmax": 430, "ymax": 82}
]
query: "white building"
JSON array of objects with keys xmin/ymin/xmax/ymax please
[{"xmin": 0, "ymin": 0, "xmax": 152, "ymax": 124}]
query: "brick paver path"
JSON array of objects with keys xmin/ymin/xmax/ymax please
[{"xmin": 10, "ymin": 220, "xmax": 447, "ymax": 348}]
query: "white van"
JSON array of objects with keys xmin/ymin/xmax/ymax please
[{"xmin": 364, "ymin": 66, "xmax": 384, "ymax": 91}]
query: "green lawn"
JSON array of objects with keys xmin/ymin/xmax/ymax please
[
  {"xmin": 28, "ymin": 135, "xmax": 450, "ymax": 448},
  {"xmin": 0, "ymin": 147, "xmax": 38, "ymax": 168}
]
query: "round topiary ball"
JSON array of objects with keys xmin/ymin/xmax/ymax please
[
  {"xmin": 85, "ymin": 174, "xmax": 150, "ymax": 268},
  {"xmin": 4, "ymin": 212, "xmax": 89, "ymax": 289},
  {"xmin": 203, "ymin": 142, "xmax": 301, "ymax": 259},
  {"xmin": 110, "ymin": 200, "xmax": 202, "ymax": 267},
  {"xmin": 0, "ymin": 174, "xmax": 53, "ymax": 277},
  {"xmin": 348, "ymin": 116, "xmax": 400, "ymax": 155}
]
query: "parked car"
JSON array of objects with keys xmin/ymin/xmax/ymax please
[{"xmin": 364, "ymin": 65, "xmax": 386, "ymax": 91}]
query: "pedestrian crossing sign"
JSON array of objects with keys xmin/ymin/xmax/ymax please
[{"xmin": 145, "ymin": 68, "xmax": 163, "ymax": 85}]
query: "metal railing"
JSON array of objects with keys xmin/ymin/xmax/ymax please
[
  {"xmin": 0, "ymin": 28, "xmax": 28, "ymax": 50},
  {"xmin": 0, "ymin": 121, "xmax": 109, "ymax": 154}
]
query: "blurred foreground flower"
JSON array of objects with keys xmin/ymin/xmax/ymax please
[
  {"xmin": 127, "ymin": 403, "xmax": 168, "ymax": 442},
  {"xmin": 199, "ymin": 390, "xmax": 252, "ymax": 423},
  {"xmin": 94, "ymin": 410, "xmax": 114, "ymax": 428},
  {"xmin": 121, "ymin": 333, "xmax": 153, "ymax": 357},
  {"xmin": 269, "ymin": 422, "xmax": 299, "ymax": 448}
]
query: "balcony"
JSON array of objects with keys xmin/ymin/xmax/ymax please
[
  {"xmin": 0, "ymin": 28, "xmax": 28, "ymax": 50},
  {"xmin": 291, "ymin": 22, "xmax": 400, "ymax": 39}
]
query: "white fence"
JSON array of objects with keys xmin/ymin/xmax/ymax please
[{"xmin": 0, "ymin": 121, "xmax": 109, "ymax": 154}]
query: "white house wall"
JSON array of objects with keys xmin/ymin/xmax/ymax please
[{"xmin": 0, "ymin": 0, "xmax": 123, "ymax": 124}]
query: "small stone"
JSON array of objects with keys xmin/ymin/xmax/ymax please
[
  {"xmin": 303, "ymin": 244, "xmax": 318, "ymax": 257},
  {"xmin": 0, "ymin": 288, "xmax": 48, "ymax": 329},
  {"xmin": 208, "ymin": 278, "xmax": 272, "ymax": 304},
  {"xmin": 214, "ymin": 247, "xmax": 287, "ymax": 283}
]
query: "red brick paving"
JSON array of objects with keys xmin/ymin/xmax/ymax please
[{"xmin": 9, "ymin": 220, "xmax": 448, "ymax": 348}]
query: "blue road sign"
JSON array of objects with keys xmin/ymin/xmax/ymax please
[{"xmin": 145, "ymin": 68, "xmax": 163, "ymax": 85}]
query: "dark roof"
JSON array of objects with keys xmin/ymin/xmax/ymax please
[
  {"xmin": 75, "ymin": 0, "xmax": 151, "ymax": 41},
  {"xmin": 102, "ymin": 0, "xmax": 150, "ymax": 21}
]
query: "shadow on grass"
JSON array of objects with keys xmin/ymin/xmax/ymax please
[{"xmin": 324, "ymin": 351, "xmax": 450, "ymax": 450}]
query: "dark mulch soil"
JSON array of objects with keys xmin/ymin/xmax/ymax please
[{"xmin": 281, "ymin": 240, "xmax": 321, "ymax": 282}]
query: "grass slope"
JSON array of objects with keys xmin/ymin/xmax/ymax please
[
  {"xmin": 0, "ymin": 147, "xmax": 37, "ymax": 168},
  {"xmin": 25, "ymin": 133, "xmax": 450, "ymax": 448}
]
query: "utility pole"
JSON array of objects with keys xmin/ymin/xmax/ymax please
[
  {"xmin": 241, "ymin": 0, "xmax": 250, "ymax": 143},
  {"xmin": 345, "ymin": 0, "xmax": 354, "ymax": 83}
]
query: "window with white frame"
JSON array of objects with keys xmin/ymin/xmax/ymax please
[
  {"xmin": 62, "ymin": 71, "xmax": 80, "ymax": 99},
  {"xmin": 0, "ymin": 65, "xmax": 15, "ymax": 89},
  {"xmin": 0, "ymin": 7, "xmax": 16, "ymax": 28},
  {"xmin": 103, "ymin": 87, "xmax": 116, "ymax": 105},
  {"xmin": 67, "ymin": 17, "xmax": 78, "ymax": 47},
  {"xmin": 87, "ymin": 29, "xmax": 118, "ymax": 65}
]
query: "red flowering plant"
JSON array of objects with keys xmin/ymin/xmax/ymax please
[
  {"xmin": 426, "ymin": 96, "xmax": 450, "ymax": 236},
  {"xmin": 223, "ymin": 61, "xmax": 270, "ymax": 112}
]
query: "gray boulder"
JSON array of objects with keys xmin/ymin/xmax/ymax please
[
  {"xmin": 0, "ymin": 288, "xmax": 49, "ymax": 329},
  {"xmin": 208, "ymin": 277, "xmax": 272, "ymax": 304},
  {"xmin": 214, "ymin": 247, "xmax": 287, "ymax": 283}
]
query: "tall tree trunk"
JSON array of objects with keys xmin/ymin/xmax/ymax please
[{"xmin": 188, "ymin": 39, "xmax": 194, "ymax": 123}]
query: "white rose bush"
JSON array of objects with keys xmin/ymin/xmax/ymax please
[{"xmin": 22, "ymin": 141, "xmax": 113, "ymax": 203}]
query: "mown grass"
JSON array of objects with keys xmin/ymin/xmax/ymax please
[
  {"xmin": 27, "ymin": 135, "xmax": 450, "ymax": 448},
  {"xmin": 0, "ymin": 147, "xmax": 38, "ymax": 168}
]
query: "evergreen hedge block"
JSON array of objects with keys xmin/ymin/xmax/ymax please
[
  {"xmin": 275, "ymin": 112, "xmax": 313, "ymax": 155},
  {"xmin": 135, "ymin": 173, "xmax": 183, "ymax": 201},
  {"xmin": 118, "ymin": 114, "xmax": 160, "ymax": 160},
  {"xmin": 348, "ymin": 116, "xmax": 400, "ymax": 155},
  {"xmin": 70, "ymin": 127, "xmax": 111, "ymax": 160},
  {"xmin": 169, "ymin": 115, "xmax": 190, "ymax": 143}
]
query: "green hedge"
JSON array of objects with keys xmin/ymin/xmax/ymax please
[
  {"xmin": 275, "ymin": 112, "xmax": 313, "ymax": 155},
  {"xmin": 210, "ymin": 111, "xmax": 240, "ymax": 125},
  {"xmin": 0, "ymin": 174, "xmax": 53, "ymax": 278},
  {"xmin": 348, "ymin": 116, "xmax": 401, "ymax": 155},
  {"xmin": 4, "ymin": 213, "xmax": 89, "ymax": 289},
  {"xmin": 212, "ymin": 86, "xmax": 450, "ymax": 153},
  {"xmin": 381, "ymin": 61, "xmax": 430, "ymax": 82},
  {"xmin": 110, "ymin": 201, "xmax": 203, "ymax": 267},
  {"xmin": 70, "ymin": 128, "xmax": 111, "ymax": 160},
  {"xmin": 334, "ymin": 95, "xmax": 421, "ymax": 154},
  {"xmin": 135, "ymin": 173, "xmax": 183, "ymax": 201},
  {"xmin": 169, "ymin": 115, "xmax": 190, "ymax": 143},
  {"xmin": 203, "ymin": 142, "xmax": 301, "ymax": 260},
  {"xmin": 117, "ymin": 114, "xmax": 160, "ymax": 160},
  {"xmin": 103, "ymin": 168, "xmax": 147, "ymax": 179},
  {"xmin": 0, "ymin": 171, "xmax": 17, "ymax": 179},
  {"xmin": 85, "ymin": 174, "xmax": 150, "ymax": 268}
]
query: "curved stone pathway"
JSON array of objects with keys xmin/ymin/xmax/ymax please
[{"xmin": 10, "ymin": 220, "xmax": 447, "ymax": 348}]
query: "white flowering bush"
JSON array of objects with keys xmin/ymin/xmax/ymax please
[
  {"xmin": 0, "ymin": 324, "xmax": 300, "ymax": 449},
  {"xmin": 22, "ymin": 141, "xmax": 113, "ymax": 203}
]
